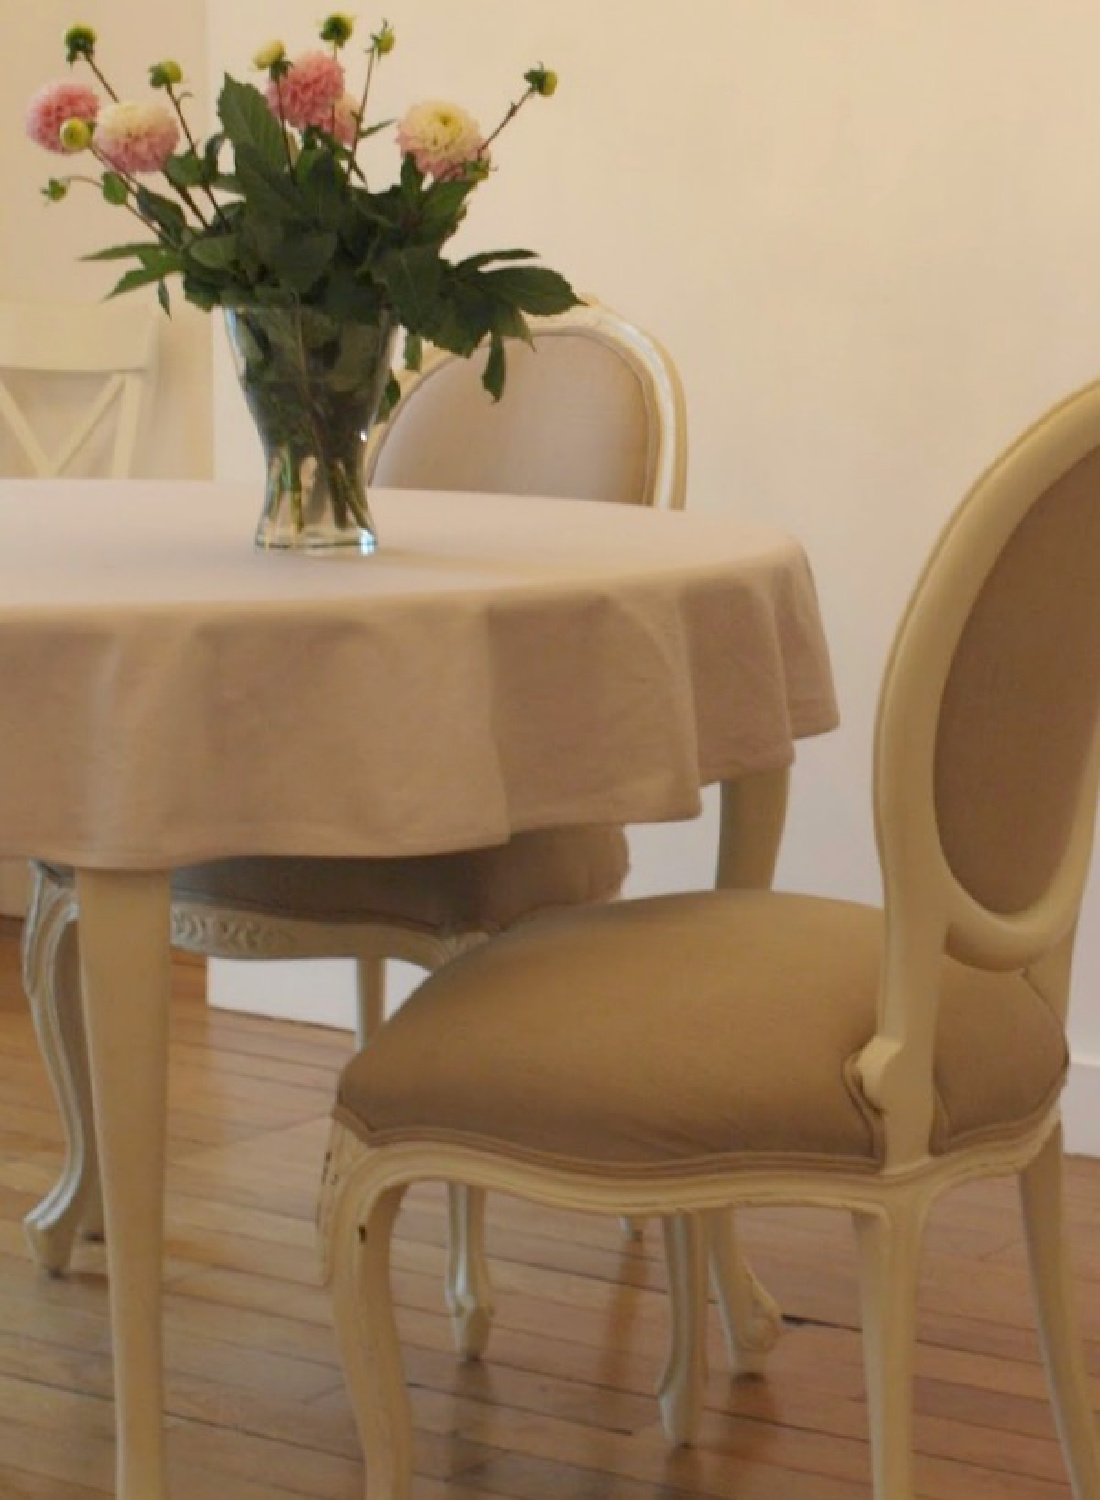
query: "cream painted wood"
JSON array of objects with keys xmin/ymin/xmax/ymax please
[
  {"xmin": 319, "ymin": 380, "xmax": 1100, "ymax": 1495},
  {"xmin": 76, "ymin": 866, "xmax": 172, "ymax": 1500},
  {"xmin": 657, "ymin": 1213, "xmax": 708, "ymax": 1445},
  {"xmin": 22, "ymin": 301, "xmax": 701, "ymax": 1364},
  {"xmin": 0, "ymin": 299, "xmax": 158, "ymax": 480},
  {"xmin": 1020, "ymin": 1125, "xmax": 1100, "ymax": 1498}
]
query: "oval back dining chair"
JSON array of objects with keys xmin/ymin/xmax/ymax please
[
  {"xmin": 319, "ymin": 377, "xmax": 1100, "ymax": 1499},
  {"xmin": 25, "ymin": 301, "xmax": 775, "ymax": 1377}
]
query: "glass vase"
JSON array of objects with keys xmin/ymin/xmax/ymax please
[{"xmin": 225, "ymin": 305, "xmax": 397, "ymax": 555}]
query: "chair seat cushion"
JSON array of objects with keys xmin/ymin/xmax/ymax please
[
  {"xmin": 335, "ymin": 891, "xmax": 1068, "ymax": 1174},
  {"xmin": 165, "ymin": 825, "xmax": 626, "ymax": 935}
]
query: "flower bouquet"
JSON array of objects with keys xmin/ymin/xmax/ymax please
[{"xmin": 26, "ymin": 17, "xmax": 579, "ymax": 551}]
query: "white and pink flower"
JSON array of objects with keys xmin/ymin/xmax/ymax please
[
  {"xmin": 25, "ymin": 79, "xmax": 100, "ymax": 153},
  {"xmin": 331, "ymin": 93, "xmax": 360, "ymax": 148},
  {"xmin": 95, "ymin": 100, "xmax": 180, "ymax": 175},
  {"xmin": 397, "ymin": 101, "xmax": 482, "ymax": 179},
  {"xmin": 266, "ymin": 50, "xmax": 345, "ymax": 132}
]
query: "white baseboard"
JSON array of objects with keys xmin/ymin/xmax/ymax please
[
  {"xmin": 1061, "ymin": 1055, "xmax": 1100, "ymax": 1159},
  {"xmin": 206, "ymin": 955, "xmax": 421, "ymax": 1031}
]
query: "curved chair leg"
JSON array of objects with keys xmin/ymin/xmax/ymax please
[
  {"xmin": 705, "ymin": 1209, "xmax": 783, "ymax": 1375},
  {"xmin": 22, "ymin": 867, "xmax": 104, "ymax": 1273},
  {"xmin": 658, "ymin": 1213, "xmax": 708, "ymax": 1446},
  {"xmin": 330, "ymin": 1171, "xmax": 414, "ymax": 1500},
  {"xmin": 1019, "ymin": 1127, "xmax": 1100, "ymax": 1499},
  {"xmin": 446, "ymin": 1184, "xmax": 495, "ymax": 1359},
  {"xmin": 853, "ymin": 1196, "xmax": 926, "ymax": 1500}
]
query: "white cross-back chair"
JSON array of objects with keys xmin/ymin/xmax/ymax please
[
  {"xmin": 319, "ymin": 378, "xmax": 1100, "ymax": 1499},
  {"xmin": 24, "ymin": 302, "xmax": 780, "ymax": 1392},
  {"xmin": 0, "ymin": 299, "xmax": 158, "ymax": 479}
]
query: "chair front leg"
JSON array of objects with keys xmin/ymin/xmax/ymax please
[
  {"xmin": 853, "ymin": 1195, "xmax": 927, "ymax": 1500},
  {"xmin": 1019, "ymin": 1125, "xmax": 1100, "ymax": 1500},
  {"xmin": 327, "ymin": 1147, "xmax": 413, "ymax": 1500},
  {"xmin": 22, "ymin": 866, "xmax": 104, "ymax": 1273}
]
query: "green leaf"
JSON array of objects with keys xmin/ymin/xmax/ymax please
[
  {"xmin": 218, "ymin": 75, "xmax": 285, "ymax": 171},
  {"xmin": 234, "ymin": 143, "xmax": 305, "ymax": 219},
  {"xmin": 187, "ymin": 234, "xmax": 239, "ymax": 270},
  {"xmin": 482, "ymin": 331, "xmax": 506, "ymax": 401},
  {"xmin": 456, "ymin": 249, "xmax": 538, "ymax": 272},
  {"xmin": 157, "ymin": 280, "xmax": 172, "ymax": 316},
  {"xmin": 164, "ymin": 152, "xmax": 206, "ymax": 191},
  {"xmin": 298, "ymin": 149, "xmax": 345, "ymax": 230},
  {"xmin": 265, "ymin": 231, "xmax": 338, "ymax": 293},
  {"xmin": 374, "ymin": 246, "xmax": 442, "ymax": 335},
  {"xmin": 135, "ymin": 187, "xmax": 187, "ymax": 241},
  {"xmin": 102, "ymin": 172, "xmax": 128, "ymax": 206},
  {"xmin": 107, "ymin": 265, "xmax": 171, "ymax": 299},
  {"xmin": 477, "ymin": 265, "xmax": 579, "ymax": 316},
  {"xmin": 404, "ymin": 332, "xmax": 423, "ymax": 371},
  {"xmin": 83, "ymin": 240, "xmax": 164, "ymax": 262}
]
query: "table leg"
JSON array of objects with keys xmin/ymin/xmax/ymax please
[
  {"xmin": 75, "ymin": 868, "xmax": 171, "ymax": 1500},
  {"xmin": 709, "ymin": 767, "xmax": 791, "ymax": 1367}
]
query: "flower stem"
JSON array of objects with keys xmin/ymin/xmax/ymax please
[
  {"xmin": 165, "ymin": 82, "xmax": 229, "ymax": 228},
  {"xmin": 344, "ymin": 44, "xmax": 378, "ymax": 187},
  {"xmin": 479, "ymin": 85, "xmax": 536, "ymax": 157}
]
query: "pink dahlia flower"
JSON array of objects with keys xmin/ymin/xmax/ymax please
[
  {"xmin": 95, "ymin": 100, "xmax": 180, "ymax": 174},
  {"xmin": 266, "ymin": 50, "xmax": 345, "ymax": 131},
  {"xmin": 25, "ymin": 79, "xmax": 100, "ymax": 153},
  {"xmin": 397, "ymin": 101, "xmax": 483, "ymax": 180},
  {"xmin": 331, "ymin": 93, "xmax": 359, "ymax": 148}
]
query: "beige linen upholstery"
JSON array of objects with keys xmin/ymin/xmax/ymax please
[
  {"xmin": 170, "ymin": 826, "xmax": 628, "ymax": 934},
  {"xmin": 338, "ymin": 892, "xmax": 1068, "ymax": 1172},
  {"xmin": 320, "ymin": 377, "xmax": 1100, "ymax": 1500}
]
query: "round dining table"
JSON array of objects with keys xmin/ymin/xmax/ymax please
[{"xmin": 0, "ymin": 478, "xmax": 838, "ymax": 1500}]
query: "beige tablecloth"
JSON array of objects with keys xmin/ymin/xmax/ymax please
[{"xmin": 0, "ymin": 480, "xmax": 837, "ymax": 868}]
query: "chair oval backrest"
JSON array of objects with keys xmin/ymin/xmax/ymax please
[
  {"xmin": 367, "ymin": 300, "xmax": 687, "ymax": 511},
  {"xmin": 861, "ymin": 381, "xmax": 1100, "ymax": 1167},
  {"xmin": 0, "ymin": 299, "xmax": 159, "ymax": 478},
  {"xmin": 874, "ymin": 381, "xmax": 1100, "ymax": 979}
]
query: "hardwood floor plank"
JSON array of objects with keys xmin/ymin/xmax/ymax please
[{"xmin": 0, "ymin": 926, "xmax": 1096, "ymax": 1498}]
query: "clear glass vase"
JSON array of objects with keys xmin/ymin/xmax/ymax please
[{"xmin": 225, "ymin": 306, "xmax": 397, "ymax": 555}]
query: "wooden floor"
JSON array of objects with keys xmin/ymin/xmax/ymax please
[{"xmin": 1, "ymin": 922, "xmax": 1099, "ymax": 1499}]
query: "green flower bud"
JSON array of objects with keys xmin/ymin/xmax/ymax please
[
  {"xmin": 524, "ymin": 65, "xmax": 558, "ymax": 97},
  {"xmin": 373, "ymin": 22, "xmax": 395, "ymax": 55},
  {"xmin": 63, "ymin": 24, "xmax": 97, "ymax": 64},
  {"xmin": 42, "ymin": 178, "xmax": 70, "ymax": 203},
  {"xmin": 319, "ymin": 13, "xmax": 355, "ymax": 47},
  {"xmin": 59, "ymin": 116, "xmax": 93, "ymax": 152},
  {"xmin": 252, "ymin": 39, "xmax": 286, "ymax": 71},
  {"xmin": 149, "ymin": 60, "xmax": 183, "ymax": 89}
]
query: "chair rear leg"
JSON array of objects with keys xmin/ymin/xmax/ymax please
[
  {"xmin": 447, "ymin": 1183, "xmax": 495, "ymax": 1359},
  {"xmin": 853, "ymin": 1196, "xmax": 926, "ymax": 1500},
  {"xmin": 1019, "ymin": 1126, "xmax": 1100, "ymax": 1500},
  {"xmin": 705, "ymin": 1210, "xmax": 782, "ymax": 1375},
  {"xmin": 22, "ymin": 872, "xmax": 104, "ymax": 1272},
  {"xmin": 659, "ymin": 1213, "xmax": 708, "ymax": 1445}
]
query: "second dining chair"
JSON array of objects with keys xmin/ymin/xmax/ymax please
[
  {"xmin": 23, "ymin": 299, "xmax": 779, "ymax": 1385},
  {"xmin": 319, "ymin": 376, "xmax": 1100, "ymax": 1498}
]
